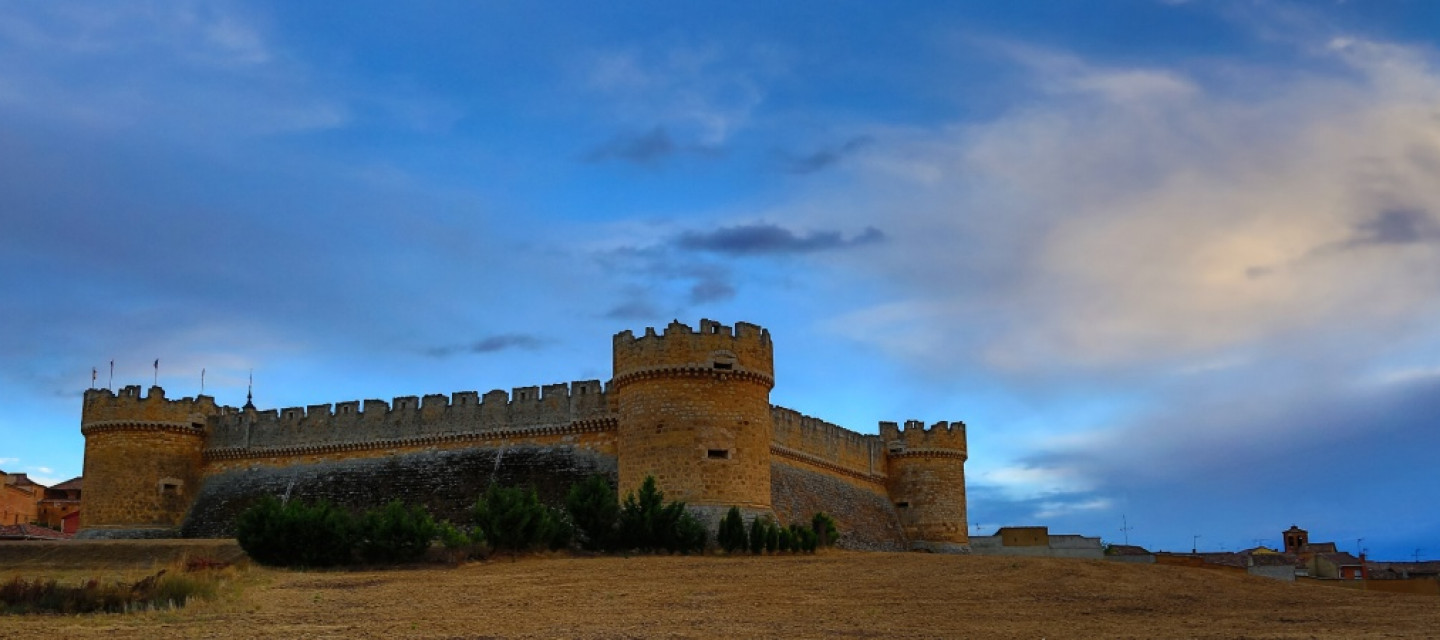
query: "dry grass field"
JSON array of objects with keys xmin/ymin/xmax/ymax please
[{"xmin": 2, "ymin": 542, "xmax": 1438, "ymax": 639}]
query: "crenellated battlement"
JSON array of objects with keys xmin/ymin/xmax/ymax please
[
  {"xmin": 613, "ymin": 319, "xmax": 773, "ymax": 383},
  {"xmin": 82, "ymin": 386, "xmax": 220, "ymax": 429},
  {"xmin": 879, "ymin": 420, "xmax": 968, "ymax": 457},
  {"xmin": 770, "ymin": 406, "xmax": 887, "ymax": 482},
  {"xmin": 206, "ymin": 379, "xmax": 611, "ymax": 451}
]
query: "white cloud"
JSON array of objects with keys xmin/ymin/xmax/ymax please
[
  {"xmin": 806, "ymin": 35, "xmax": 1440, "ymax": 375},
  {"xmin": 581, "ymin": 43, "xmax": 777, "ymax": 146}
]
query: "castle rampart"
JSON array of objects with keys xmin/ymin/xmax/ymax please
[
  {"xmin": 770, "ymin": 406, "xmax": 887, "ymax": 485},
  {"xmin": 79, "ymin": 319, "xmax": 969, "ymax": 551}
]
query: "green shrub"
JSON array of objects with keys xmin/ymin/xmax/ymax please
[
  {"xmin": 717, "ymin": 506, "xmax": 747, "ymax": 554},
  {"xmin": 765, "ymin": 520, "xmax": 780, "ymax": 553},
  {"xmin": 796, "ymin": 524, "xmax": 819, "ymax": 552},
  {"xmin": 474, "ymin": 484, "xmax": 568, "ymax": 555},
  {"xmin": 436, "ymin": 521, "xmax": 488, "ymax": 563},
  {"xmin": 811, "ymin": 512, "xmax": 839, "ymax": 547},
  {"xmin": 748, "ymin": 515, "xmax": 767, "ymax": 554},
  {"xmin": 236, "ymin": 496, "xmax": 357, "ymax": 567},
  {"xmin": 565, "ymin": 475, "xmax": 620, "ymax": 551},
  {"xmin": 674, "ymin": 510, "xmax": 708, "ymax": 555},
  {"xmin": 356, "ymin": 500, "xmax": 439, "ymax": 564},
  {"xmin": 616, "ymin": 476, "xmax": 706, "ymax": 554}
]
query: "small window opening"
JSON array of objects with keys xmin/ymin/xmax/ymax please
[
  {"xmin": 713, "ymin": 361, "xmax": 733, "ymax": 370},
  {"xmin": 707, "ymin": 449, "xmax": 731, "ymax": 460},
  {"xmin": 159, "ymin": 481, "xmax": 182, "ymax": 496},
  {"xmin": 192, "ymin": 422, "xmax": 203, "ymax": 429},
  {"xmin": 896, "ymin": 501, "xmax": 910, "ymax": 508}
]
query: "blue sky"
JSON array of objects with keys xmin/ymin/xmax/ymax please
[{"xmin": 3, "ymin": 1, "xmax": 1439, "ymax": 560}]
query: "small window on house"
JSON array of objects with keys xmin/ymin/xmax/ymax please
[
  {"xmin": 895, "ymin": 501, "xmax": 910, "ymax": 508},
  {"xmin": 159, "ymin": 480, "xmax": 182, "ymax": 496},
  {"xmin": 707, "ymin": 449, "xmax": 731, "ymax": 460},
  {"xmin": 713, "ymin": 362, "xmax": 732, "ymax": 370}
]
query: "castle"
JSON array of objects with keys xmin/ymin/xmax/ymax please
[{"xmin": 79, "ymin": 319, "xmax": 970, "ymax": 551}]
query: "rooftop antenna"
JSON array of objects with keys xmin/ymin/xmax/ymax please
[
  {"xmin": 1356, "ymin": 538, "xmax": 1364, "ymax": 556},
  {"xmin": 153, "ymin": 358, "xmax": 159, "ymax": 387},
  {"xmin": 1120, "ymin": 514, "xmax": 1133, "ymax": 546},
  {"xmin": 246, "ymin": 369, "xmax": 254, "ymax": 408},
  {"xmin": 201, "ymin": 368, "xmax": 206, "ymax": 395},
  {"xmin": 108, "ymin": 360, "xmax": 114, "ymax": 391},
  {"xmin": 91, "ymin": 367, "xmax": 97, "ymax": 389}
]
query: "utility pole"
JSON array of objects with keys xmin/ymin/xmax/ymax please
[
  {"xmin": 1192, "ymin": 534, "xmax": 1202, "ymax": 554},
  {"xmin": 1120, "ymin": 515, "xmax": 1133, "ymax": 546},
  {"xmin": 1356, "ymin": 538, "xmax": 1364, "ymax": 556}
]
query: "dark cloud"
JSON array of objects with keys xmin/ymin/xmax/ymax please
[
  {"xmin": 424, "ymin": 334, "xmax": 546, "ymax": 358},
  {"xmin": 604, "ymin": 300, "xmax": 661, "ymax": 320},
  {"xmin": 779, "ymin": 136, "xmax": 873, "ymax": 175},
  {"xmin": 584, "ymin": 127, "xmax": 676, "ymax": 165},
  {"xmin": 688, "ymin": 277, "xmax": 736, "ymax": 304},
  {"xmin": 1248, "ymin": 209, "xmax": 1436, "ymax": 279},
  {"xmin": 676, "ymin": 223, "xmax": 884, "ymax": 256},
  {"xmin": 1350, "ymin": 208, "xmax": 1437, "ymax": 246}
]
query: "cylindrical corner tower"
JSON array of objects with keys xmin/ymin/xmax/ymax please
[
  {"xmin": 612, "ymin": 319, "xmax": 775, "ymax": 519},
  {"xmin": 79, "ymin": 386, "xmax": 215, "ymax": 538},
  {"xmin": 882, "ymin": 420, "xmax": 970, "ymax": 553}
]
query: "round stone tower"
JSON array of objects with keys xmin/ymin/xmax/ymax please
[
  {"xmin": 612, "ymin": 319, "xmax": 775, "ymax": 521},
  {"xmin": 78, "ymin": 386, "xmax": 217, "ymax": 538},
  {"xmin": 882, "ymin": 420, "xmax": 970, "ymax": 552}
]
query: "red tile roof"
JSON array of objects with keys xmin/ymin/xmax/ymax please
[{"xmin": 0, "ymin": 523, "xmax": 72, "ymax": 540}]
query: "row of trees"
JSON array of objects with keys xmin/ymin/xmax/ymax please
[
  {"xmin": 716, "ymin": 508, "xmax": 838, "ymax": 554},
  {"xmin": 235, "ymin": 475, "xmax": 837, "ymax": 567}
]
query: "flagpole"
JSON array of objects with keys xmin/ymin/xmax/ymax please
[
  {"xmin": 108, "ymin": 360, "xmax": 114, "ymax": 391},
  {"xmin": 201, "ymin": 368, "xmax": 206, "ymax": 394},
  {"xmin": 153, "ymin": 358, "xmax": 159, "ymax": 387}
]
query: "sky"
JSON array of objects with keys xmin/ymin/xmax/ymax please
[{"xmin": 2, "ymin": 0, "xmax": 1438, "ymax": 560}]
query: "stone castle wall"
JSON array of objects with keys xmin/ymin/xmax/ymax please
[
  {"xmin": 205, "ymin": 381, "xmax": 609, "ymax": 451},
  {"xmin": 79, "ymin": 320, "xmax": 969, "ymax": 550}
]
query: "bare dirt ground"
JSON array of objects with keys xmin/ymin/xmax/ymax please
[{"xmin": 3, "ymin": 544, "xmax": 1438, "ymax": 639}]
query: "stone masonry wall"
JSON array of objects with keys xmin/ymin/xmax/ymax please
[
  {"xmin": 770, "ymin": 406, "xmax": 886, "ymax": 479},
  {"xmin": 613, "ymin": 319, "xmax": 775, "ymax": 510},
  {"xmin": 206, "ymin": 381, "xmax": 608, "ymax": 451},
  {"xmin": 80, "ymin": 428, "xmax": 205, "ymax": 532},
  {"xmin": 203, "ymin": 421, "xmax": 617, "ymax": 473},
  {"xmin": 770, "ymin": 462, "xmax": 906, "ymax": 551},
  {"xmin": 182, "ymin": 445, "xmax": 617, "ymax": 537}
]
